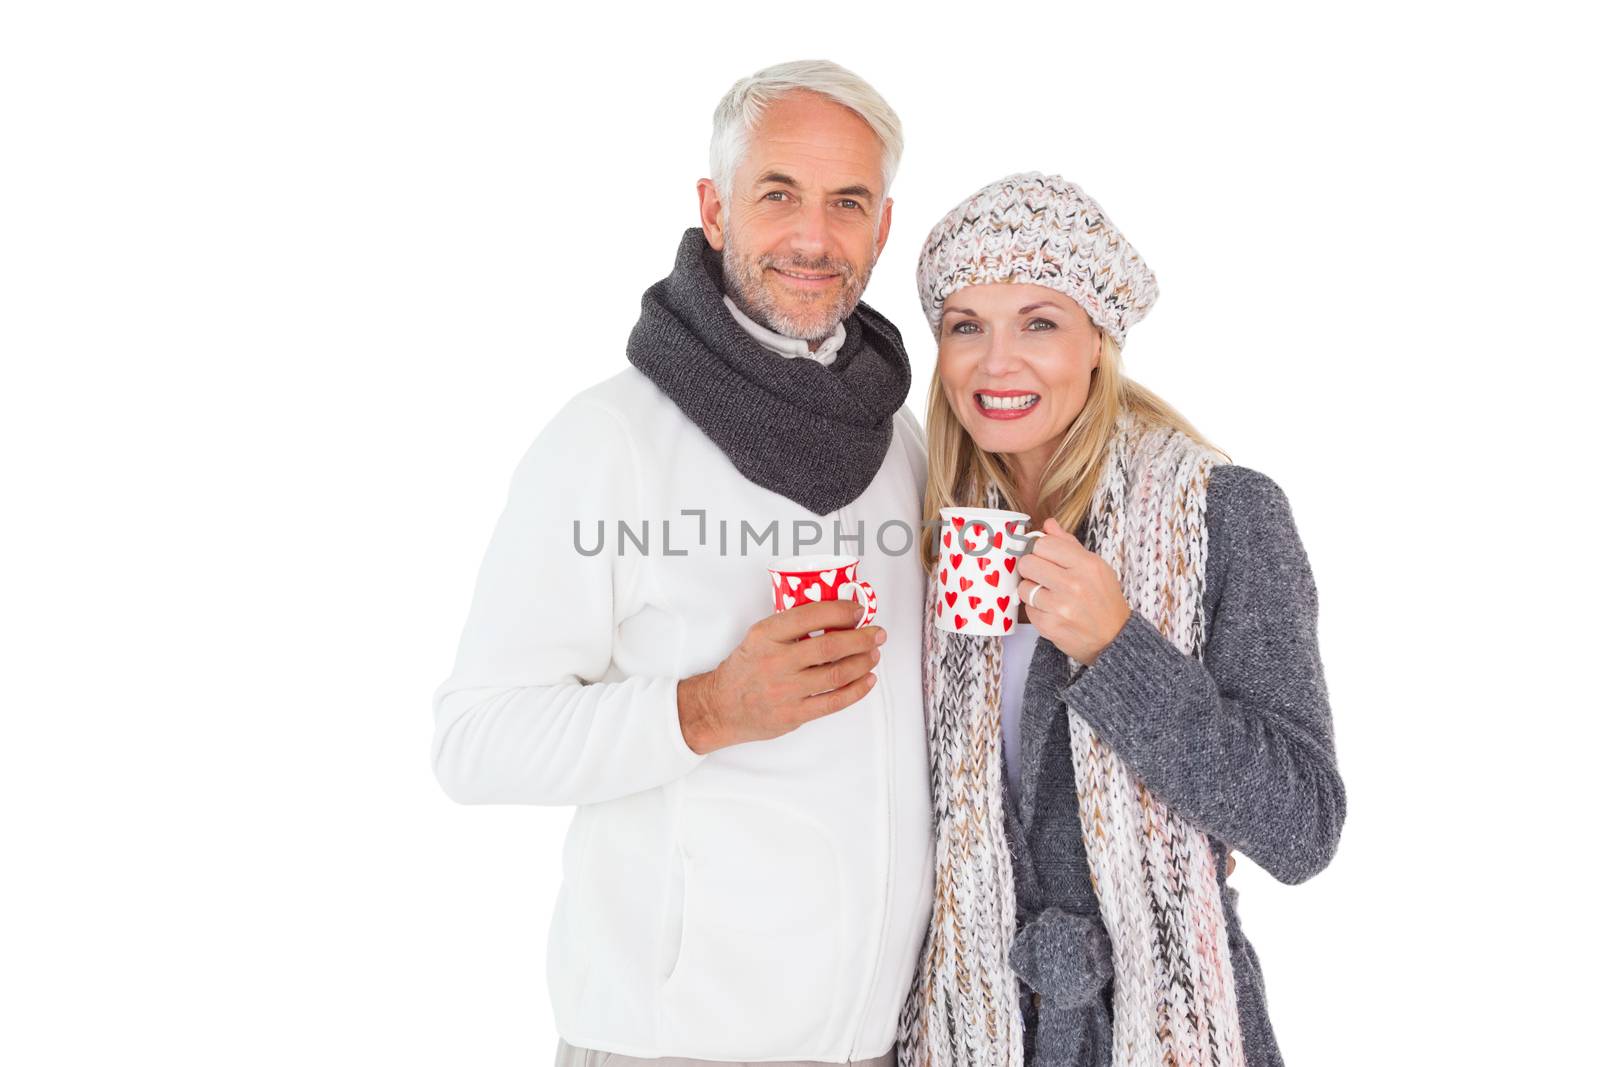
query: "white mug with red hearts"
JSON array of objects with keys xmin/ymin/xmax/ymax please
[
  {"xmin": 768, "ymin": 554, "xmax": 879, "ymax": 631},
  {"xmin": 933, "ymin": 506, "xmax": 1044, "ymax": 636}
]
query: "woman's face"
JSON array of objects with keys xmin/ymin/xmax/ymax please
[{"xmin": 937, "ymin": 282, "xmax": 1102, "ymax": 474}]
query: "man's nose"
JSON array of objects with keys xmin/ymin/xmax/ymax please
[{"xmin": 786, "ymin": 199, "xmax": 830, "ymax": 259}]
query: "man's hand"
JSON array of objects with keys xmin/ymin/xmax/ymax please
[{"xmin": 676, "ymin": 601, "xmax": 887, "ymax": 755}]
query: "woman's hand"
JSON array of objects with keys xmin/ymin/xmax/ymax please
[{"xmin": 1016, "ymin": 517, "xmax": 1132, "ymax": 666}]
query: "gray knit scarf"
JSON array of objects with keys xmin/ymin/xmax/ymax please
[{"xmin": 625, "ymin": 228, "xmax": 913, "ymax": 516}]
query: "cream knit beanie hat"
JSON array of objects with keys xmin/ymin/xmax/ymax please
[{"xmin": 916, "ymin": 171, "xmax": 1158, "ymax": 344}]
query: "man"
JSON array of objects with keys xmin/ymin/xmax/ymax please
[{"xmin": 431, "ymin": 61, "xmax": 931, "ymax": 1066}]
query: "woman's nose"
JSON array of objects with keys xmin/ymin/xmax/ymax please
[{"xmin": 980, "ymin": 332, "xmax": 1023, "ymax": 376}]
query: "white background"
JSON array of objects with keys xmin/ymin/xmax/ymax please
[{"xmin": 4, "ymin": 2, "xmax": 1596, "ymax": 1063}]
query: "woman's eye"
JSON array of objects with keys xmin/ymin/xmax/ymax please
[
  {"xmin": 1027, "ymin": 318, "xmax": 1057, "ymax": 331},
  {"xmin": 950, "ymin": 320, "xmax": 980, "ymax": 335}
]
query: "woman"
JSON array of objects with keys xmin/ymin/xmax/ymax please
[{"xmin": 897, "ymin": 173, "xmax": 1345, "ymax": 1067}]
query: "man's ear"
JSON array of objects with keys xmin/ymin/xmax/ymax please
[
  {"xmin": 697, "ymin": 179, "xmax": 727, "ymax": 251},
  {"xmin": 874, "ymin": 196, "xmax": 894, "ymax": 259}
]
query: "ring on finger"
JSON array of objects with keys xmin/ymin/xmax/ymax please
[{"xmin": 1027, "ymin": 583, "xmax": 1042, "ymax": 609}]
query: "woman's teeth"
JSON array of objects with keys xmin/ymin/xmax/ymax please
[{"xmin": 977, "ymin": 393, "xmax": 1040, "ymax": 411}]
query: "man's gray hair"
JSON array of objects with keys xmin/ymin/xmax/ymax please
[{"xmin": 710, "ymin": 60, "xmax": 903, "ymax": 204}]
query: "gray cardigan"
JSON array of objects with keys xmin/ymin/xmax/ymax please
[{"xmin": 1003, "ymin": 464, "xmax": 1346, "ymax": 1067}]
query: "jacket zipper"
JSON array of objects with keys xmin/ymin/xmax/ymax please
[
  {"xmin": 845, "ymin": 498, "xmax": 896, "ymax": 1058},
  {"xmin": 847, "ymin": 666, "xmax": 895, "ymax": 1057}
]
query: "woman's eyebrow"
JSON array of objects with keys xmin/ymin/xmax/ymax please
[
  {"xmin": 1016, "ymin": 301, "xmax": 1068, "ymax": 314},
  {"xmin": 946, "ymin": 306, "xmax": 978, "ymax": 317}
]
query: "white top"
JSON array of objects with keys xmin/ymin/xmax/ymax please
[
  {"xmin": 723, "ymin": 294, "xmax": 847, "ymax": 365},
  {"xmin": 1000, "ymin": 621, "xmax": 1042, "ymax": 805},
  {"xmin": 431, "ymin": 368, "xmax": 932, "ymax": 1061}
]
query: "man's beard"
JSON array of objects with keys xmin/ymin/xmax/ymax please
[{"xmin": 721, "ymin": 226, "xmax": 874, "ymax": 342}]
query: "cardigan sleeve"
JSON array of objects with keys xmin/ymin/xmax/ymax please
[
  {"xmin": 1062, "ymin": 465, "xmax": 1345, "ymax": 884},
  {"xmin": 430, "ymin": 395, "xmax": 706, "ymax": 807}
]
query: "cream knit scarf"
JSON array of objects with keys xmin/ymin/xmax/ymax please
[{"xmin": 898, "ymin": 413, "xmax": 1245, "ymax": 1067}]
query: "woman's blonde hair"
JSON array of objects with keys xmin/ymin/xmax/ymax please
[{"xmin": 920, "ymin": 330, "xmax": 1228, "ymax": 570}]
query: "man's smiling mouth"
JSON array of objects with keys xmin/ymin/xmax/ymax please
[{"xmin": 771, "ymin": 267, "xmax": 839, "ymax": 284}]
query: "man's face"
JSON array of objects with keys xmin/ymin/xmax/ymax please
[{"xmin": 698, "ymin": 90, "xmax": 894, "ymax": 342}]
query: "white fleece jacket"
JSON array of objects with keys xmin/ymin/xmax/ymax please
[{"xmin": 431, "ymin": 367, "xmax": 934, "ymax": 1062}]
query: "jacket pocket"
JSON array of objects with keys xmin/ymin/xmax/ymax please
[
  {"xmin": 658, "ymin": 796, "xmax": 845, "ymax": 1056},
  {"xmin": 660, "ymin": 848, "xmax": 688, "ymax": 983}
]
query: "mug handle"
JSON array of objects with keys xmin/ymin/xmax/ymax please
[
  {"xmin": 1009, "ymin": 529, "xmax": 1048, "ymax": 553},
  {"xmin": 845, "ymin": 579, "xmax": 877, "ymax": 628}
]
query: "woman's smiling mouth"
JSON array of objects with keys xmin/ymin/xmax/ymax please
[{"xmin": 974, "ymin": 390, "xmax": 1041, "ymax": 419}]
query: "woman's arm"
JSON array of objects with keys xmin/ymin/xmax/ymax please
[{"xmin": 1063, "ymin": 465, "xmax": 1345, "ymax": 884}]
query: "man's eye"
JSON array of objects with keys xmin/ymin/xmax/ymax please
[
  {"xmin": 837, "ymin": 199, "xmax": 861, "ymax": 210},
  {"xmin": 764, "ymin": 191, "xmax": 788, "ymax": 201}
]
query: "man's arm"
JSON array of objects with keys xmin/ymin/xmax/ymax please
[{"xmin": 430, "ymin": 396, "xmax": 705, "ymax": 807}]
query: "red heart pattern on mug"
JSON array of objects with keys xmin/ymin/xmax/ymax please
[
  {"xmin": 769, "ymin": 557, "xmax": 876, "ymax": 631},
  {"xmin": 935, "ymin": 508, "xmax": 1036, "ymax": 637}
]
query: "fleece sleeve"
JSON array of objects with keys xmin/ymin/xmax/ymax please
[{"xmin": 430, "ymin": 396, "xmax": 705, "ymax": 807}]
